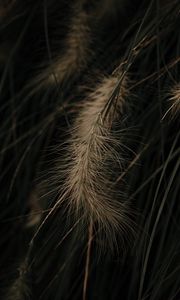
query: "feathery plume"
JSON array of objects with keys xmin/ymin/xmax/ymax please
[{"xmin": 55, "ymin": 72, "xmax": 135, "ymax": 248}]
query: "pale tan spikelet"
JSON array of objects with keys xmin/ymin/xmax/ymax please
[
  {"xmin": 162, "ymin": 83, "xmax": 180, "ymax": 120},
  {"xmin": 37, "ymin": 1, "xmax": 91, "ymax": 88},
  {"xmin": 169, "ymin": 83, "xmax": 180, "ymax": 116},
  {"xmin": 58, "ymin": 73, "xmax": 135, "ymax": 247}
]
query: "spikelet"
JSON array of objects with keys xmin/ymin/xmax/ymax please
[
  {"xmin": 55, "ymin": 72, "xmax": 135, "ymax": 248},
  {"xmin": 169, "ymin": 83, "xmax": 180, "ymax": 116},
  {"xmin": 162, "ymin": 83, "xmax": 180, "ymax": 120},
  {"xmin": 36, "ymin": 1, "xmax": 91, "ymax": 89},
  {"xmin": 5, "ymin": 262, "xmax": 31, "ymax": 300}
]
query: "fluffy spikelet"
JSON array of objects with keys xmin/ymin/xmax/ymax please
[
  {"xmin": 37, "ymin": 1, "xmax": 91, "ymax": 88},
  {"xmin": 169, "ymin": 83, "xmax": 180, "ymax": 116},
  {"xmin": 163, "ymin": 83, "xmax": 180, "ymax": 120},
  {"xmin": 5, "ymin": 262, "xmax": 31, "ymax": 300},
  {"xmin": 59, "ymin": 73, "xmax": 135, "ymax": 247}
]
